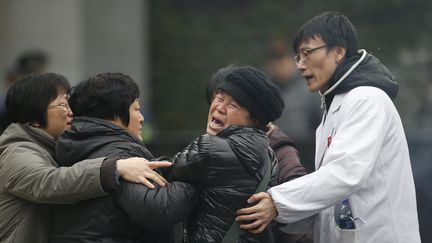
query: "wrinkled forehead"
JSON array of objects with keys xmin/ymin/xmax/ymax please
[
  {"xmin": 215, "ymin": 90, "xmax": 231, "ymax": 99},
  {"xmin": 214, "ymin": 90, "xmax": 242, "ymax": 104}
]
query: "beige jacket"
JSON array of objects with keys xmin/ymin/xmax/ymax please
[{"xmin": 0, "ymin": 123, "xmax": 107, "ymax": 243}]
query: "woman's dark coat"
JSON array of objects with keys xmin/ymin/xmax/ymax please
[
  {"xmin": 50, "ymin": 117, "xmax": 197, "ymax": 243},
  {"xmin": 165, "ymin": 126, "xmax": 279, "ymax": 243}
]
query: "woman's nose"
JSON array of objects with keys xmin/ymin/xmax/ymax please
[{"xmin": 216, "ymin": 103, "xmax": 226, "ymax": 114}]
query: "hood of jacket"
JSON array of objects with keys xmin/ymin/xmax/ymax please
[
  {"xmin": 324, "ymin": 50, "xmax": 398, "ymax": 109},
  {"xmin": 217, "ymin": 126, "xmax": 271, "ymax": 180},
  {"xmin": 0, "ymin": 123, "xmax": 56, "ymax": 159},
  {"xmin": 56, "ymin": 116, "xmax": 153, "ymax": 166}
]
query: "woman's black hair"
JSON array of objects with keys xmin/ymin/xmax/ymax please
[
  {"xmin": 6, "ymin": 72, "xmax": 70, "ymax": 127},
  {"xmin": 69, "ymin": 72, "xmax": 140, "ymax": 126}
]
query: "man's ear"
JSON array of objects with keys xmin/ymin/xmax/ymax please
[{"xmin": 335, "ymin": 47, "xmax": 347, "ymax": 64}]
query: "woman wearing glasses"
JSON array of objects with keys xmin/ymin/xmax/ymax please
[{"xmin": 0, "ymin": 73, "xmax": 169, "ymax": 243}]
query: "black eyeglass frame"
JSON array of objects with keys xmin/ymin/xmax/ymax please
[{"xmin": 294, "ymin": 45, "xmax": 328, "ymax": 64}]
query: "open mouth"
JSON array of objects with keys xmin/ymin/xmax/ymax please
[
  {"xmin": 210, "ymin": 117, "xmax": 224, "ymax": 128},
  {"xmin": 303, "ymin": 75, "xmax": 314, "ymax": 82}
]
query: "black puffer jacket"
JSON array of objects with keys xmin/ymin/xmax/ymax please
[
  {"xmin": 165, "ymin": 126, "xmax": 279, "ymax": 243},
  {"xmin": 50, "ymin": 117, "xmax": 198, "ymax": 243}
]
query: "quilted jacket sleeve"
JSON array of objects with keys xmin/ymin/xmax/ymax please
[
  {"xmin": 163, "ymin": 134, "xmax": 212, "ymax": 185},
  {"xmin": 115, "ymin": 180, "xmax": 199, "ymax": 230}
]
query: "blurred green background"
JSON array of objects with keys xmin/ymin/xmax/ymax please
[
  {"xmin": 148, "ymin": 2, "xmax": 432, "ymax": 242},
  {"xmin": 150, "ymin": 0, "xmax": 432, "ymax": 137}
]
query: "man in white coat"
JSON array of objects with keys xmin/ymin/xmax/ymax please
[{"xmin": 236, "ymin": 11, "xmax": 421, "ymax": 243}]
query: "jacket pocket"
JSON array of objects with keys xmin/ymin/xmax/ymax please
[
  {"xmin": 330, "ymin": 217, "xmax": 359, "ymax": 243},
  {"xmin": 330, "ymin": 205, "xmax": 359, "ymax": 243}
]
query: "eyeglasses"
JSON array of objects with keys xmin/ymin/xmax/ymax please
[
  {"xmin": 47, "ymin": 103, "xmax": 72, "ymax": 113},
  {"xmin": 293, "ymin": 45, "xmax": 327, "ymax": 64}
]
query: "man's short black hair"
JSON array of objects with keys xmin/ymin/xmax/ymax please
[
  {"xmin": 70, "ymin": 72, "xmax": 140, "ymax": 126},
  {"xmin": 6, "ymin": 73, "xmax": 70, "ymax": 127},
  {"xmin": 293, "ymin": 11, "xmax": 358, "ymax": 58}
]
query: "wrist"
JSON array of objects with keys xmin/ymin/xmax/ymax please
[{"xmin": 116, "ymin": 159, "xmax": 125, "ymax": 177}]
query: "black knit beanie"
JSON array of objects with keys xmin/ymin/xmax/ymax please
[{"xmin": 216, "ymin": 66, "xmax": 285, "ymax": 126}]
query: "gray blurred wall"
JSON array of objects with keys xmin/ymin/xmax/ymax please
[{"xmin": 0, "ymin": 0, "xmax": 150, "ymax": 105}]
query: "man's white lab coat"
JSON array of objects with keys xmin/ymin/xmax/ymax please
[{"xmin": 269, "ymin": 86, "xmax": 420, "ymax": 243}]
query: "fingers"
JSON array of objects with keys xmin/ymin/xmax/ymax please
[
  {"xmin": 235, "ymin": 192, "xmax": 277, "ymax": 234},
  {"xmin": 237, "ymin": 213, "xmax": 272, "ymax": 234},
  {"xmin": 238, "ymin": 216, "xmax": 268, "ymax": 230},
  {"xmin": 122, "ymin": 174, "xmax": 155, "ymax": 189},
  {"xmin": 237, "ymin": 192, "xmax": 272, "ymax": 216},
  {"xmin": 235, "ymin": 210, "xmax": 259, "ymax": 222},
  {"xmin": 149, "ymin": 161, "xmax": 172, "ymax": 169},
  {"xmin": 148, "ymin": 171, "xmax": 168, "ymax": 186},
  {"xmin": 236, "ymin": 204, "xmax": 258, "ymax": 216},
  {"xmin": 135, "ymin": 165, "xmax": 168, "ymax": 187},
  {"xmin": 265, "ymin": 122, "xmax": 275, "ymax": 136},
  {"xmin": 116, "ymin": 158, "xmax": 169, "ymax": 188},
  {"xmin": 247, "ymin": 192, "xmax": 269, "ymax": 204},
  {"xmin": 236, "ymin": 212, "xmax": 271, "ymax": 234},
  {"xmin": 138, "ymin": 176, "xmax": 155, "ymax": 189},
  {"xmin": 249, "ymin": 224, "xmax": 268, "ymax": 234}
]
